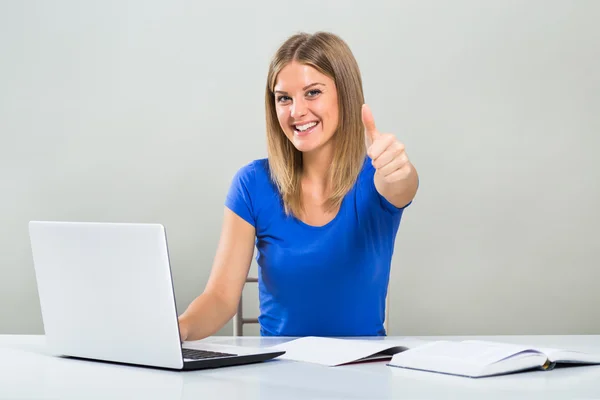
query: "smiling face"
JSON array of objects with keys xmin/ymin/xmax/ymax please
[{"xmin": 273, "ymin": 61, "xmax": 339, "ymax": 154}]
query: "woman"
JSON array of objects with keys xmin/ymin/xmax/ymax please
[{"xmin": 178, "ymin": 31, "xmax": 419, "ymax": 340}]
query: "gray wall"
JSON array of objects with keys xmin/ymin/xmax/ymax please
[{"xmin": 1, "ymin": 0, "xmax": 598, "ymax": 336}]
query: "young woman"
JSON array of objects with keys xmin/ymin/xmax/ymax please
[{"xmin": 178, "ymin": 31, "xmax": 418, "ymax": 340}]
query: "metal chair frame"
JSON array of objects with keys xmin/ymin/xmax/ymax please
[{"xmin": 233, "ymin": 276, "xmax": 258, "ymax": 336}]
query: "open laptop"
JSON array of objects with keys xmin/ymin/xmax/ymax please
[{"xmin": 28, "ymin": 220, "xmax": 284, "ymax": 371}]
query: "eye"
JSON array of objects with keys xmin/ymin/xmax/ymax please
[
  {"xmin": 306, "ymin": 89, "xmax": 322, "ymax": 98},
  {"xmin": 276, "ymin": 95, "xmax": 291, "ymax": 104}
]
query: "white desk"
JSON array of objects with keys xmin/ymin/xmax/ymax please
[{"xmin": 1, "ymin": 335, "xmax": 600, "ymax": 399}]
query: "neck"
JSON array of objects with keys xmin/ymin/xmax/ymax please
[{"xmin": 301, "ymin": 144, "xmax": 334, "ymax": 188}]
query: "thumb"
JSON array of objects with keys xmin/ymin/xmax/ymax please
[{"xmin": 362, "ymin": 104, "xmax": 380, "ymax": 143}]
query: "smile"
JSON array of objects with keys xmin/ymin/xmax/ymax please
[{"xmin": 293, "ymin": 121, "xmax": 319, "ymax": 136}]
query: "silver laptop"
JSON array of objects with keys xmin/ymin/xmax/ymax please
[{"xmin": 28, "ymin": 220, "xmax": 284, "ymax": 371}]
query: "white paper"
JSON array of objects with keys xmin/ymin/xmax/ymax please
[
  {"xmin": 267, "ymin": 336, "xmax": 427, "ymax": 366},
  {"xmin": 403, "ymin": 340, "xmax": 536, "ymax": 365},
  {"xmin": 463, "ymin": 340, "xmax": 600, "ymax": 364}
]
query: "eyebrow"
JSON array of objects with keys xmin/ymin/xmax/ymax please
[{"xmin": 274, "ymin": 82, "xmax": 325, "ymax": 94}]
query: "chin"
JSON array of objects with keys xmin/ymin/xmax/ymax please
[
  {"xmin": 292, "ymin": 142, "xmax": 314, "ymax": 153},
  {"xmin": 291, "ymin": 137, "xmax": 323, "ymax": 153},
  {"xmin": 291, "ymin": 134, "xmax": 333, "ymax": 153}
]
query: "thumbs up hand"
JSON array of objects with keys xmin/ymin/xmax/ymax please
[{"xmin": 362, "ymin": 104, "xmax": 418, "ymax": 208}]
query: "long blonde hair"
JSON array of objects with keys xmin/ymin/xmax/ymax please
[{"xmin": 265, "ymin": 31, "xmax": 367, "ymax": 218}]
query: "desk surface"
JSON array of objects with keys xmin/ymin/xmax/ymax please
[{"xmin": 1, "ymin": 335, "xmax": 600, "ymax": 399}]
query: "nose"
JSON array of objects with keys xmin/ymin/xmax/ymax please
[{"xmin": 290, "ymin": 98, "xmax": 308, "ymax": 119}]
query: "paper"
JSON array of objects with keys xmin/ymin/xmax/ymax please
[
  {"xmin": 267, "ymin": 336, "xmax": 426, "ymax": 366},
  {"xmin": 464, "ymin": 340, "xmax": 600, "ymax": 364},
  {"xmin": 404, "ymin": 340, "xmax": 537, "ymax": 365}
]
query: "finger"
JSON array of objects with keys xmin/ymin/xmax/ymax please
[
  {"xmin": 362, "ymin": 104, "xmax": 380, "ymax": 142},
  {"xmin": 367, "ymin": 133, "xmax": 395, "ymax": 160},
  {"xmin": 381, "ymin": 164, "xmax": 411, "ymax": 183},
  {"xmin": 378, "ymin": 152, "xmax": 409, "ymax": 177},
  {"xmin": 372, "ymin": 141, "xmax": 405, "ymax": 169}
]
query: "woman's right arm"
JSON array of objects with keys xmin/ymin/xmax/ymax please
[{"xmin": 178, "ymin": 207, "xmax": 256, "ymax": 341}]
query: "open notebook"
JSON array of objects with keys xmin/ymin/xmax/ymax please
[
  {"xmin": 387, "ymin": 339, "xmax": 600, "ymax": 378},
  {"xmin": 267, "ymin": 337, "xmax": 600, "ymax": 377}
]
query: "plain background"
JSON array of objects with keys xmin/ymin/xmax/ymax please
[{"xmin": 1, "ymin": 0, "xmax": 599, "ymax": 336}]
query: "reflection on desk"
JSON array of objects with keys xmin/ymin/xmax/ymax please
[{"xmin": 1, "ymin": 335, "xmax": 600, "ymax": 399}]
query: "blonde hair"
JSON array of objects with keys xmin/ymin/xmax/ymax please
[{"xmin": 265, "ymin": 31, "xmax": 367, "ymax": 218}]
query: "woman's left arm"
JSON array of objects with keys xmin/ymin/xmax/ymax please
[{"xmin": 362, "ymin": 104, "xmax": 419, "ymax": 209}]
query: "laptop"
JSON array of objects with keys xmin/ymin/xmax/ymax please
[{"xmin": 28, "ymin": 220, "xmax": 285, "ymax": 371}]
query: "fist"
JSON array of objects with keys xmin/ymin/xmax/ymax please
[
  {"xmin": 178, "ymin": 317, "xmax": 189, "ymax": 342},
  {"xmin": 362, "ymin": 104, "xmax": 411, "ymax": 183}
]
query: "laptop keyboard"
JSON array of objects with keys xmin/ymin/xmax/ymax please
[{"xmin": 182, "ymin": 348, "xmax": 237, "ymax": 360}]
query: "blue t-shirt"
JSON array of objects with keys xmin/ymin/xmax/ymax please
[{"xmin": 225, "ymin": 156, "xmax": 410, "ymax": 336}]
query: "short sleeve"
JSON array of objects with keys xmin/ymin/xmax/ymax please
[{"xmin": 224, "ymin": 162, "xmax": 257, "ymax": 227}]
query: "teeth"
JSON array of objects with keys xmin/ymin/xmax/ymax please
[{"xmin": 295, "ymin": 122, "xmax": 317, "ymax": 132}]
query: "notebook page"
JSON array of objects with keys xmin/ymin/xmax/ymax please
[
  {"xmin": 393, "ymin": 340, "xmax": 539, "ymax": 365},
  {"xmin": 462, "ymin": 340, "xmax": 600, "ymax": 364},
  {"xmin": 537, "ymin": 348, "xmax": 600, "ymax": 363}
]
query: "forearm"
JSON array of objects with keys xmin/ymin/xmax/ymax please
[
  {"xmin": 375, "ymin": 162, "xmax": 419, "ymax": 209},
  {"xmin": 178, "ymin": 291, "xmax": 236, "ymax": 341}
]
